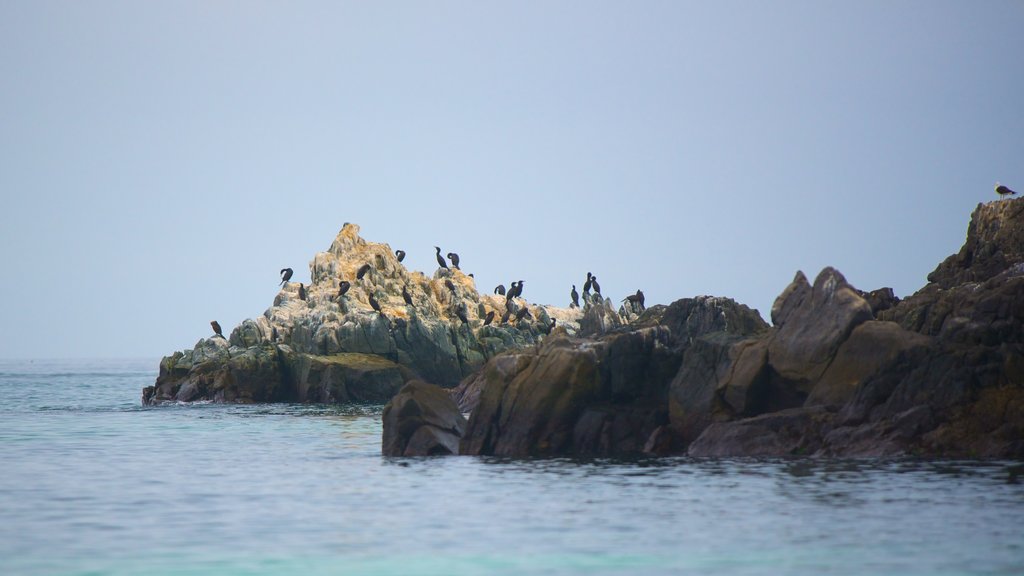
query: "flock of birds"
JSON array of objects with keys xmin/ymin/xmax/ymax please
[
  {"xmin": 208, "ymin": 183, "xmax": 1017, "ymax": 340},
  {"xmin": 209, "ymin": 245, "xmax": 648, "ymax": 340}
]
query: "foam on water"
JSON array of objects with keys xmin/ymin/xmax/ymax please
[{"xmin": 1, "ymin": 359, "xmax": 1022, "ymax": 576}]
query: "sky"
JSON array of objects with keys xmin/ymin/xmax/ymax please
[{"xmin": 1, "ymin": 1, "xmax": 1022, "ymax": 360}]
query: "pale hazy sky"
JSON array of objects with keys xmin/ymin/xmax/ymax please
[{"xmin": 1, "ymin": 1, "xmax": 1022, "ymax": 360}]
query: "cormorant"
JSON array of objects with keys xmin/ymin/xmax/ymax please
[
  {"xmin": 280, "ymin": 268, "xmax": 293, "ymax": 286},
  {"xmin": 356, "ymin": 263, "xmax": 372, "ymax": 280},
  {"xmin": 515, "ymin": 307, "xmax": 532, "ymax": 322},
  {"xmin": 583, "ymin": 272, "xmax": 592, "ymax": 295},
  {"xmin": 483, "ymin": 311, "xmax": 495, "ymax": 325},
  {"xmin": 445, "ymin": 279, "xmax": 457, "ymax": 294},
  {"xmin": 338, "ymin": 280, "xmax": 351, "ymax": 298},
  {"xmin": 570, "ymin": 285, "xmax": 579, "ymax": 308},
  {"xmin": 298, "ymin": 283, "xmax": 307, "ymax": 301},
  {"xmin": 591, "ymin": 276, "xmax": 601, "ymax": 295},
  {"xmin": 435, "ymin": 246, "xmax": 448, "ymax": 269},
  {"xmin": 505, "ymin": 281, "xmax": 518, "ymax": 302},
  {"xmin": 395, "ymin": 249, "xmax": 406, "ymax": 262},
  {"xmin": 501, "ymin": 310, "xmax": 511, "ymax": 324},
  {"xmin": 368, "ymin": 292, "xmax": 383, "ymax": 314},
  {"xmin": 996, "ymin": 182, "xmax": 1017, "ymax": 198},
  {"xmin": 514, "ymin": 280, "xmax": 524, "ymax": 298},
  {"xmin": 447, "ymin": 252, "xmax": 460, "ymax": 269},
  {"xmin": 505, "ymin": 298, "xmax": 516, "ymax": 314},
  {"xmin": 455, "ymin": 308, "xmax": 469, "ymax": 324},
  {"xmin": 623, "ymin": 289, "xmax": 646, "ymax": 311},
  {"xmin": 494, "ymin": 284, "xmax": 506, "ymax": 296},
  {"xmin": 211, "ymin": 320, "xmax": 223, "ymax": 338}
]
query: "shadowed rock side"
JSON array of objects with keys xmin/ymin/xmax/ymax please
[
  {"xmin": 144, "ymin": 223, "xmax": 583, "ymax": 405},
  {"xmin": 438, "ymin": 197, "xmax": 1024, "ymax": 459},
  {"xmin": 457, "ymin": 296, "xmax": 769, "ymax": 456},
  {"xmin": 382, "ymin": 380, "xmax": 467, "ymax": 456}
]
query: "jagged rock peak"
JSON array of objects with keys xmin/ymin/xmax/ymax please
[{"xmin": 928, "ymin": 196, "xmax": 1024, "ymax": 288}]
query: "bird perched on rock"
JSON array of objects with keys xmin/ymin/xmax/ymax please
[
  {"xmin": 402, "ymin": 284, "xmax": 414, "ymax": 306},
  {"xmin": 623, "ymin": 289, "xmax": 645, "ymax": 312},
  {"xmin": 455, "ymin": 308, "xmax": 469, "ymax": 324},
  {"xmin": 210, "ymin": 320, "xmax": 223, "ymax": 338},
  {"xmin": 501, "ymin": 310, "xmax": 511, "ymax": 324},
  {"xmin": 338, "ymin": 280, "xmax": 351, "ymax": 299},
  {"xmin": 591, "ymin": 276, "xmax": 601, "ymax": 295},
  {"xmin": 280, "ymin": 268, "xmax": 293, "ymax": 286},
  {"xmin": 515, "ymin": 306, "xmax": 532, "ymax": 322},
  {"xmin": 447, "ymin": 252, "xmax": 460, "ymax": 269},
  {"xmin": 368, "ymin": 292, "xmax": 383, "ymax": 315},
  {"xmin": 434, "ymin": 246, "xmax": 448, "ymax": 269},
  {"xmin": 583, "ymin": 272, "xmax": 593, "ymax": 295},
  {"xmin": 494, "ymin": 284, "xmax": 506, "ymax": 296},
  {"xmin": 298, "ymin": 283, "xmax": 307, "ymax": 301},
  {"xmin": 445, "ymin": 279, "xmax": 457, "ymax": 294},
  {"xmin": 356, "ymin": 263, "xmax": 372, "ymax": 280},
  {"xmin": 570, "ymin": 285, "xmax": 580, "ymax": 308},
  {"xmin": 996, "ymin": 182, "xmax": 1017, "ymax": 198},
  {"xmin": 483, "ymin": 311, "xmax": 495, "ymax": 326},
  {"xmin": 395, "ymin": 249, "xmax": 406, "ymax": 262},
  {"xmin": 506, "ymin": 280, "xmax": 524, "ymax": 301}
]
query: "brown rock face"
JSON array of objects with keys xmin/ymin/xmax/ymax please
[
  {"xmin": 381, "ymin": 380, "xmax": 467, "ymax": 456},
  {"xmin": 768, "ymin": 267, "xmax": 874, "ymax": 389},
  {"xmin": 927, "ymin": 199, "xmax": 1024, "ymax": 288},
  {"xmin": 460, "ymin": 328, "xmax": 679, "ymax": 457}
]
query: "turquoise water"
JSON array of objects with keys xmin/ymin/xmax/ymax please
[{"xmin": 1, "ymin": 359, "xmax": 1022, "ymax": 576}]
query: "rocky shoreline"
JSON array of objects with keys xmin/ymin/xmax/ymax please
[{"xmin": 147, "ymin": 198, "xmax": 1024, "ymax": 459}]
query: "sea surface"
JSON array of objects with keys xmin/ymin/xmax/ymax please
[{"xmin": 1, "ymin": 358, "xmax": 1022, "ymax": 576}]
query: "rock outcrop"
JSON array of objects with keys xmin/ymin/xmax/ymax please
[
  {"xmin": 458, "ymin": 296, "xmax": 768, "ymax": 456},
  {"xmin": 412, "ymin": 197, "xmax": 1024, "ymax": 459},
  {"xmin": 144, "ymin": 224, "xmax": 582, "ymax": 405},
  {"xmin": 382, "ymin": 380, "xmax": 467, "ymax": 456}
]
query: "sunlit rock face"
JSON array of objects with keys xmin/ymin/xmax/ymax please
[{"xmin": 143, "ymin": 223, "xmax": 582, "ymax": 405}]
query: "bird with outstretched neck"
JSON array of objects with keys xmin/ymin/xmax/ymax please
[{"xmin": 434, "ymin": 246, "xmax": 448, "ymax": 269}]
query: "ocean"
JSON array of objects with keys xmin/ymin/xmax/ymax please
[{"xmin": 1, "ymin": 358, "xmax": 1022, "ymax": 576}]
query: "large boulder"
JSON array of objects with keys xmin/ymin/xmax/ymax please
[
  {"xmin": 768, "ymin": 267, "xmax": 874, "ymax": 390},
  {"xmin": 382, "ymin": 380, "xmax": 467, "ymax": 456},
  {"xmin": 461, "ymin": 327, "xmax": 679, "ymax": 457}
]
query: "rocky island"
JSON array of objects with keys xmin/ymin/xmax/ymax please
[{"xmin": 147, "ymin": 198, "xmax": 1024, "ymax": 459}]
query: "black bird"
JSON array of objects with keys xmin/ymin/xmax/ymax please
[
  {"xmin": 338, "ymin": 280, "xmax": 351, "ymax": 298},
  {"xmin": 505, "ymin": 281, "xmax": 518, "ymax": 302},
  {"xmin": 447, "ymin": 252, "xmax": 460, "ymax": 269},
  {"xmin": 623, "ymin": 289, "xmax": 646, "ymax": 311},
  {"xmin": 298, "ymin": 283, "xmax": 307, "ymax": 301},
  {"xmin": 501, "ymin": 310, "xmax": 511, "ymax": 324},
  {"xmin": 996, "ymin": 182, "xmax": 1017, "ymax": 198},
  {"xmin": 356, "ymin": 263, "xmax": 372, "ymax": 280},
  {"xmin": 505, "ymin": 298, "xmax": 516, "ymax": 314},
  {"xmin": 515, "ymin": 307, "xmax": 532, "ymax": 322},
  {"xmin": 455, "ymin": 308, "xmax": 469, "ymax": 324},
  {"xmin": 514, "ymin": 280, "xmax": 525, "ymax": 299},
  {"xmin": 583, "ymin": 272, "xmax": 593, "ymax": 295},
  {"xmin": 280, "ymin": 268, "xmax": 293, "ymax": 286},
  {"xmin": 591, "ymin": 276, "xmax": 601, "ymax": 295},
  {"xmin": 445, "ymin": 279, "xmax": 457, "ymax": 294},
  {"xmin": 494, "ymin": 284, "xmax": 506, "ymax": 296},
  {"xmin": 402, "ymin": 285, "xmax": 414, "ymax": 306},
  {"xmin": 435, "ymin": 246, "xmax": 448, "ymax": 269},
  {"xmin": 570, "ymin": 285, "xmax": 580, "ymax": 308},
  {"xmin": 483, "ymin": 311, "xmax": 495, "ymax": 326},
  {"xmin": 395, "ymin": 249, "xmax": 406, "ymax": 262},
  {"xmin": 368, "ymin": 292, "xmax": 383, "ymax": 315},
  {"xmin": 210, "ymin": 320, "xmax": 223, "ymax": 338}
]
